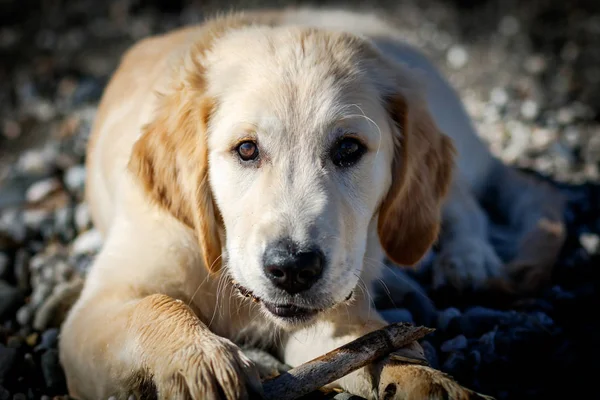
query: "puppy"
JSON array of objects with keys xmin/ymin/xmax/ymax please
[{"xmin": 59, "ymin": 7, "xmax": 563, "ymax": 400}]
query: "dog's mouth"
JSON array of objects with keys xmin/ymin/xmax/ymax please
[{"xmin": 232, "ymin": 281, "xmax": 352, "ymax": 323}]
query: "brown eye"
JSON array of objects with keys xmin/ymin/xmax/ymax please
[
  {"xmin": 237, "ymin": 141, "xmax": 259, "ymax": 161},
  {"xmin": 331, "ymin": 137, "xmax": 366, "ymax": 168}
]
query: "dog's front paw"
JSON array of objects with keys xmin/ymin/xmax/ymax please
[
  {"xmin": 377, "ymin": 363, "xmax": 493, "ymax": 400},
  {"xmin": 433, "ymin": 237, "xmax": 503, "ymax": 292},
  {"xmin": 147, "ymin": 335, "xmax": 262, "ymax": 400}
]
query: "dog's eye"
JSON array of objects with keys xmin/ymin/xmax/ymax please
[
  {"xmin": 331, "ymin": 137, "xmax": 366, "ymax": 168},
  {"xmin": 236, "ymin": 141, "xmax": 259, "ymax": 161}
]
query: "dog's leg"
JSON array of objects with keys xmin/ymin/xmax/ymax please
[
  {"xmin": 283, "ymin": 311, "xmax": 491, "ymax": 399},
  {"xmin": 482, "ymin": 163, "xmax": 566, "ymax": 294},
  {"xmin": 432, "ymin": 176, "xmax": 504, "ymax": 291},
  {"xmin": 59, "ymin": 249, "xmax": 261, "ymax": 400}
]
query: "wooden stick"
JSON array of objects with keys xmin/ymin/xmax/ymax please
[{"xmin": 261, "ymin": 322, "xmax": 434, "ymax": 400}]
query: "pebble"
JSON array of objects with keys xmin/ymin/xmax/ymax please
[
  {"xmin": 25, "ymin": 178, "xmax": 61, "ymax": 204},
  {"xmin": 0, "ymin": 344, "xmax": 17, "ymax": 385},
  {"xmin": 13, "ymin": 250, "xmax": 30, "ymax": 292},
  {"xmin": 499, "ymin": 15, "xmax": 520, "ymax": 36},
  {"xmin": 241, "ymin": 347, "xmax": 291, "ymax": 379},
  {"xmin": 0, "ymin": 209, "xmax": 26, "ymax": 244},
  {"xmin": 520, "ymin": 100, "xmax": 539, "ymax": 120},
  {"xmin": 420, "ymin": 340, "xmax": 439, "ymax": 370},
  {"xmin": 41, "ymin": 349, "xmax": 66, "ymax": 391},
  {"xmin": 30, "ymin": 283, "xmax": 52, "ymax": 309},
  {"xmin": 35, "ymin": 329, "xmax": 59, "ymax": 353},
  {"xmin": 22, "ymin": 209, "xmax": 51, "ymax": 231},
  {"xmin": 524, "ymin": 54, "xmax": 547, "ymax": 74},
  {"xmin": 15, "ymin": 305, "xmax": 33, "ymax": 326},
  {"xmin": 436, "ymin": 307, "xmax": 461, "ymax": 332},
  {"xmin": 446, "ymin": 45, "xmax": 468, "ymax": 69},
  {"xmin": 0, "ymin": 253, "xmax": 9, "ymax": 279},
  {"xmin": 71, "ymin": 229, "xmax": 102, "ymax": 255},
  {"xmin": 0, "ymin": 281, "xmax": 24, "ymax": 320},
  {"xmin": 579, "ymin": 233, "xmax": 599, "ymax": 254},
  {"xmin": 490, "ymin": 87, "xmax": 508, "ymax": 107},
  {"xmin": 440, "ymin": 334, "xmax": 468, "ymax": 352},
  {"xmin": 74, "ymin": 203, "xmax": 91, "ymax": 232},
  {"xmin": 63, "ymin": 165, "xmax": 86, "ymax": 194}
]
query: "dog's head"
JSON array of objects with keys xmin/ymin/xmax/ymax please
[{"xmin": 129, "ymin": 20, "xmax": 455, "ymax": 326}]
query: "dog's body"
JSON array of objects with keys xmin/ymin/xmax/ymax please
[{"xmin": 59, "ymin": 8, "xmax": 565, "ymax": 400}]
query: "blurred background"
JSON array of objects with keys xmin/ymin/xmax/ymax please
[{"xmin": 0, "ymin": 0, "xmax": 599, "ymax": 399}]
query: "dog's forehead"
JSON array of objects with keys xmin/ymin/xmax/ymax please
[{"xmin": 206, "ymin": 26, "xmax": 385, "ymax": 144}]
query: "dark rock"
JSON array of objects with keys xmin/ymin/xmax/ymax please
[
  {"xmin": 436, "ymin": 307, "xmax": 461, "ymax": 332},
  {"xmin": 374, "ymin": 267, "xmax": 436, "ymax": 326},
  {"xmin": 420, "ymin": 340, "xmax": 439, "ymax": 370},
  {"xmin": 13, "ymin": 250, "xmax": 30, "ymax": 293},
  {"xmin": 12, "ymin": 394, "xmax": 26, "ymax": 400},
  {"xmin": 0, "ymin": 253, "xmax": 9, "ymax": 280},
  {"xmin": 0, "ymin": 281, "xmax": 24, "ymax": 320},
  {"xmin": 34, "ymin": 329, "xmax": 59, "ymax": 353},
  {"xmin": 442, "ymin": 351, "xmax": 467, "ymax": 377},
  {"xmin": 440, "ymin": 335, "xmax": 468, "ymax": 352},
  {"xmin": 0, "ymin": 344, "xmax": 17, "ymax": 385},
  {"xmin": 0, "ymin": 386, "xmax": 9, "ymax": 400},
  {"xmin": 40, "ymin": 349, "xmax": 66, "ymax": 393}
]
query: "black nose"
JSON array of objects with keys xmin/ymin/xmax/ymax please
[{"xmin": 262, "ymin": 239, "xmax": 324, "ymax": 295}]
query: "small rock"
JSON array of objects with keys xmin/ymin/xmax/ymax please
[
  {"xmin": 241, "ymin": 347, "xmax": 291, "ymax": 379},
  {"xmin": 35, "ymin": 329, "xmax": 59, "ymax": 353},
  {"xmin": 54, "ymin": 207, "xmax": 74, "ymax": 235},
  {"xmin": 460, "ymin": 307, "xmax": 512, "ymax": 337},
  {"xmin": 74, "ymin": 203, "xmax": 91, "ymax": 232},
  {"xmin": 490, "ymin": 87, "xmax": 508, "ymax": 107},
  {"xmin": 420, "ymin": 340, "xmax": 439, "ymax": 370},
  {"xmin": 71, "ymin": 229, "xmax": 102, "ymax": 255},
  {"xmin": 0, "ymin": 209, "xmax": 26, "ymax": 244},
  {"xmin": 520, "ymin": 100, "xmax": 539, "ymax": 120},
  {"xmin": 524, "ymin": 54, "xmax": 547, "ymax": 74},
  {"xmin": 499, "ymin": 15, "xmax": 520, "ymax": 36},
  {"xmin": 13, "ymin": 249, "xmax": 30, "ymax": 292},
  {"xmin": 41, "ymin": 349, "xmax": 67, "ymax": 392},
  {"xmin": 447, "ymin": 45, "xmax": 468, "ymax": 69},
  {"xmin": 12, "ymin": 393, "xmax": 26, "ymax": 400},
  {"xmin": 26, "ymin": 178, "xmax": 61, "ymax": 204},
  {"xmin": 54, "ymin": 261, "xmax": 73, "ymax": 283},
  {"xmin": 16, "ymin": 305, "xmax": 33, "ymax": 326},
  {"xmin": 0, "ymin": 386, "xmax": 9, "ymax": 400},
  {"xmin": 378, "ymin": 308, "xmax": 413, "ymax": 324},
  {"xmin": 437, "ymin": 307, "xmax": 461, "ymax": 332},
  {"xmin": 0, "ymin": 253, "xmax": 9, "ymax": 279},
  {"xmin": 16, "ymin": 150, "xmax": 54, "ymax": 175},
  {"xmin": 22, "ymin": 208, "xmax": 51, "ymax": 231},
  {"xmin": 441, "ymin": 335, "xmax": 468, "ymax": 352},
  {"xmin": 30, "ymin": 283, "xmax": 52, "ymax": 309},
  {"xmin": 2, "ymin": 119, "xmax": 20, "ymax": 139},
  {"xmin": 0, "ymin": 344, "xmax": 17, "ymax": 385},
  {"xmin": 442, "ymin": 351, "xmax": 466, "ymax": 375},
  {"xmin": 63, "ymin": 165, "xmax": 86, "ymax": 194},
  {"xmin": 580, "ymin": 233, "xmax": 599, "ymax": 254}
]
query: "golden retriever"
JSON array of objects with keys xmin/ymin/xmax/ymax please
[{"xmin": 58, "ymin": 7, "xmax": 565, "ymax": 400}]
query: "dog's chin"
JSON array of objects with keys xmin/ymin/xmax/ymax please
[{"xmin": 232, "ymin": 281, "xmax": 353, "ymax": 327}]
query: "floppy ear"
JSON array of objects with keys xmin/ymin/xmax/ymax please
[
  {"xmin": 128, "ymin": 70, "xmax": 223, "ymax": 273},
  {"xmin": 378, "ymin": 91, "xmax": 456, "ymax": 266}
]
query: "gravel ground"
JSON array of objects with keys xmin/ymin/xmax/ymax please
[{"xmin": 0, "ymin": 0, "xmax": 599, "ymax": 399}]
